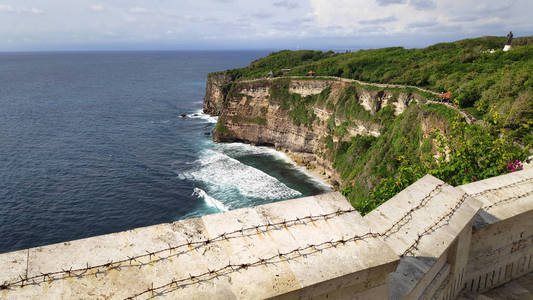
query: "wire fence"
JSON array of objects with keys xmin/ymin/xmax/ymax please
[
  {"xmin": 469, "ymin": 177, "xmax": 533, "ymax": 198},
  {"xmin": 0, "ymin": 183, "xmax": 446, "ymax": 292},
  {"xmin": 1, "ymin": 177, "xmax": 532, "ymax": 299},
  {"xmin": 126, "ymin": 186, "xmax": 533, "ymax": 300},
  {"xmin": 0, "ymin": 208, "xmax": 357, "ymax": 290}
]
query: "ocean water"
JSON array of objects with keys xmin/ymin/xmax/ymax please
[{"xmin": 0, "ymin": 51, "xmax": 330, "ymax": 254}]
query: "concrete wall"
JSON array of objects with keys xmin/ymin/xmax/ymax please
[
  {"xmin": 0, "ymin": 169, "xmax": 532, "ymax": 299},
  {"xmin": 460, "ymin": 168, "xmax": 533, "ymax": 294}
]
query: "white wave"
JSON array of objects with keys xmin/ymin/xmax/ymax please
[
  {"xmin": 192, "ymin": 187, "xmax": 228, "ymax": 212},
  {"xmin": 184, "ymin": 109, "xmax": 218, "ymax": 124},
  {"xmin": 180, "ymin": 149, "xmax": 302, "ymax": 200},
  {"xmin": 214, "ymin": 143, "xmax": 332, "ymax": 191}
]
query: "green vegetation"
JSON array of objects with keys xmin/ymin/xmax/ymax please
[
  {"xmin": 215, "ymin": 50, "xmax": 336, "ymax": 79},
  {"xmin": 231, "ymin": 115, "xmax": 267, "ymax": 125},
  {"xmin": 218, "ymin": 35, "xmax": 533, "ymax": 145},
  {"xmin": 269, "ymin": 79, "xmax": 330, "ymax": 127},
  {"xmin": 215, "ymin": 119, "xmax": 230, "ymax": 134},
  {"xmin": 211, "ymin": 35, "xmax": 532, "ymax": 215},
  {"xmin": 335, "ymin": 105, "xmax": 528, "ymax": 215}
]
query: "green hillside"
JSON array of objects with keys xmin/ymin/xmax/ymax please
[
  {"xmin": 221, "ymin": 36, "xmax": 533, "ymax": 145},
  {"xmin": 214, "ymin": 36, "xmax": 532, "ymax": 214}
]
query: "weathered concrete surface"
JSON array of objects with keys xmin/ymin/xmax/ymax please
[
  {"xmin": 2, "ymin": 169, "xmax": 533, "ymax": 299},
  {"xmin": 460, "ymin": 168, "xmax": 533, "ymax": 294},
  {"xmin": 0, "ymin": 192, "xmax": 399, "ymax": 300},
  {"xmin": 481, "ymin": 271, "xmax": 533, "ymax": 299},
  {"xmin": 364, "ymin": 175, "xmax": 482, "ymax": 299},
  {"xmin": 459, "ymin": 272, "xmax": 533, "ymax": 299}
]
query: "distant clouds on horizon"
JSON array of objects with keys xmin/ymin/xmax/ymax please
[{"xmin": 0, "ymin": 0, "xmax": 532, "ymax": 51}]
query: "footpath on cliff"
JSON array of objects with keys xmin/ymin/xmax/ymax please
[{"xmin": 238, "ymin": 75, "xmax": 479, "ymax": 125}]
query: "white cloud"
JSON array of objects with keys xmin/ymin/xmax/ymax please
[
  {"xmin": 0, "ymin": 4, "xmax": 43, "ymax": 14},
  {"xmin": 128, "ymin": 7, "xmax": 148, "ymax": 14},
  {"xmin": 0, "ymin": 0, "xmax": 531, "ymax": 51},
  {"xmin": 309, "ymin": 0, "xmax": 532, "ymax": 37},
  {"xmin": 273, "ymin": 1, "xmax": 299, "ymax": 9},
  {"xmin": 90, "ymin": 4, "xmax": 105, "ymax": 12},
  {"xmin": 27, "ymin": 8, "xmax": 44, "ymax": 15},
  {"xmin": 0, "ymin": 4, "xmax": 15, "ymax": 12}
]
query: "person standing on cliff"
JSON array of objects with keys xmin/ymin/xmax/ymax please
[{"xmin": 506, "ymin": 31, "xmax": 513, "ymax": 45}]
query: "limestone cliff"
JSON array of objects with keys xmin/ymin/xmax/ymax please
[
  {"xmin": 203, "ymin": 76, "xmax": 430, "ymax": 187},
  {"xmin": 203, "ymin": 73, "xmax": 232, "ymax": 116}
]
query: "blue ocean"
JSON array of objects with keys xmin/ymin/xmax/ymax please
[{"xmin": 0, "ymin": 51, "xmax": 330, "ymax": 253}]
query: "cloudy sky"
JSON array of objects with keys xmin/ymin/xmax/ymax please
[{"xmin": 1, "ymin": 0, "xmax": 532, "ymax": 51}]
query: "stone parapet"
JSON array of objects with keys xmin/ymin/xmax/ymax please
[{"xmin": 1, "ymin": 169, "xmax": 533, "ymax": 299}]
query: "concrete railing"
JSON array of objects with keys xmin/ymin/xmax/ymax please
[
  {"xmin": 1, "ymin": 168, "xmax": 532, "ymax": 299},
  {"xmin": 460, "ymin": 170, "xmax": 533, "ymax": 294}
]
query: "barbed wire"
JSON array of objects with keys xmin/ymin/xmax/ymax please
[
  {"xmin": 1, "ymin": 177, "xmax": 531, "ymax": 298},
  {"xmin": 0, "ymin": 208, "xmax": 357, "ymax": 291},
  {"xmin": 380, "ymin": 183, "xmax": 445, "ymax": 238},
  {"xmin": 482, "ymin": 189, "xmax": 533, "ymax": 210},
  {"xmin": 0, "ymin": 183, "xmax": 446, "ymax": 292},
  {"xmin": 125, "ymin": 179, "xmax": 533, "ymax": 299},
  {"xmin": 403, "ymin": 192, "xmax": 470, "ymax": 257},
  {"xmin": 131, "ymin": 183, "xmax": 533, "ymax": 300},
  {"xmin": 406, "ymin": 186, "xmax": 533, "ymax": 259},
  {"xmin": 121, "ymin": 183, "xmax": 450, "ymax": 299},
  {"xmin": 469, "ymin": 177, "xmax": 533, "ymax": 198},
  {"xmin": 124, "ymin": 232, "xmax": 382, "ymax": 299}
]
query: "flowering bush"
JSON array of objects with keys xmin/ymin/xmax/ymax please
[
  {"xmin": 506, "ymin": 160, "xmax": 523, "ymax": 173},
  {"xmin": 430, "ymin": 118, "xmax": 528, "ymax": 186},
  {"xmin": 351, "ymin": 116, "xmax": 530, "ymax": 215}
]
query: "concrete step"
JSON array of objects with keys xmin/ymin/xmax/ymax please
[
  {"xmin": 458, "ymin": 272, "xmax": 533, "ymax": 300},
  {"xmin": 482, "ymin": 272, "xmax": 533, "ymax": 300}
]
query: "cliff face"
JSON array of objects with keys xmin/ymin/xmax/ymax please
[
  {"xmin": 203, "ymin": 73, "xmax": 232, "ymax": 116},
  {"xmin": 203, "ymin": 76, "xmax": 429, "ymax": 186}
]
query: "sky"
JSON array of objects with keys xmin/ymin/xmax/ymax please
[{"xmin": 1, "ymin": 0, "xmax": 532, "ymax": 51}]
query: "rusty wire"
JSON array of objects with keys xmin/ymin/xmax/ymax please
[
  {"xmin": 126, "ymin": 185, "xmax": 533, "ymax": 300},
  {"xmin": 0, "ymin": 208, "xmax": 358, "ymax": 291},
  {"xmin": 404, "ymin": 187, "xmax": 533, "ymax": 257},
  {"xmin": 123, "ymin": 231, "xmax": 381, "ymax": 300},
  {"xmin": 402, "ymin": 192, "xmax": 469, "ymax": 257},
  {"xmin": 0, "ymin": 182, "xmax": 450, "ymax": 292},
  {"xmin": 2, "ymin": 178, "xmax": 532, "ymax": 298},
  {"xmin": 122, "ymin": 183, "xmax": 452, "ymax": 299},
  {"xmin": 482, "ymin": 189, "xmax": 533, "ymax": 210},
  {"xmin": 469, "ymin": 177, "xmax": 533, "ymax": 198},
  {"xmin": 0, "ymin": 182, "xmax": 446, "ymax": 292}
]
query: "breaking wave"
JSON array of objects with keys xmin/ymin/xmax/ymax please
[
  {"xmin": 184, "ymin": 109, "xmax": 218, "ymax": 124},
  {"xmin": 192, "ymin": 188, "xmax": 228, "ymax": 212},
  {"xmin": 214, "ymin": 143, "xmax": 332, "ymax": 191},
  {"xmin": 178, "ymin": 148, "xmax": 302, "ymax": 210}
]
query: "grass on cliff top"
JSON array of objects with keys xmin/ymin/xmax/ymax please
[{"xmin": 213, "ymin": 35, "xmax": 533, "ymax": 145}]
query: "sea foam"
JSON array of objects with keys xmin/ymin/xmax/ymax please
[
  {"xmin": 192, "ymin": 187, "xmax": 228, "ymax": 212},
  {"xmin": 179, "ymin": 149, "xmax": 302, "ymax": 204},
  {"xmin": 185, "ymin": 109, "xmax": 218, "ymax": 124},
  {"xmin": 214, "ymin": 143, "xmax": 332, "ymax": 191}
]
